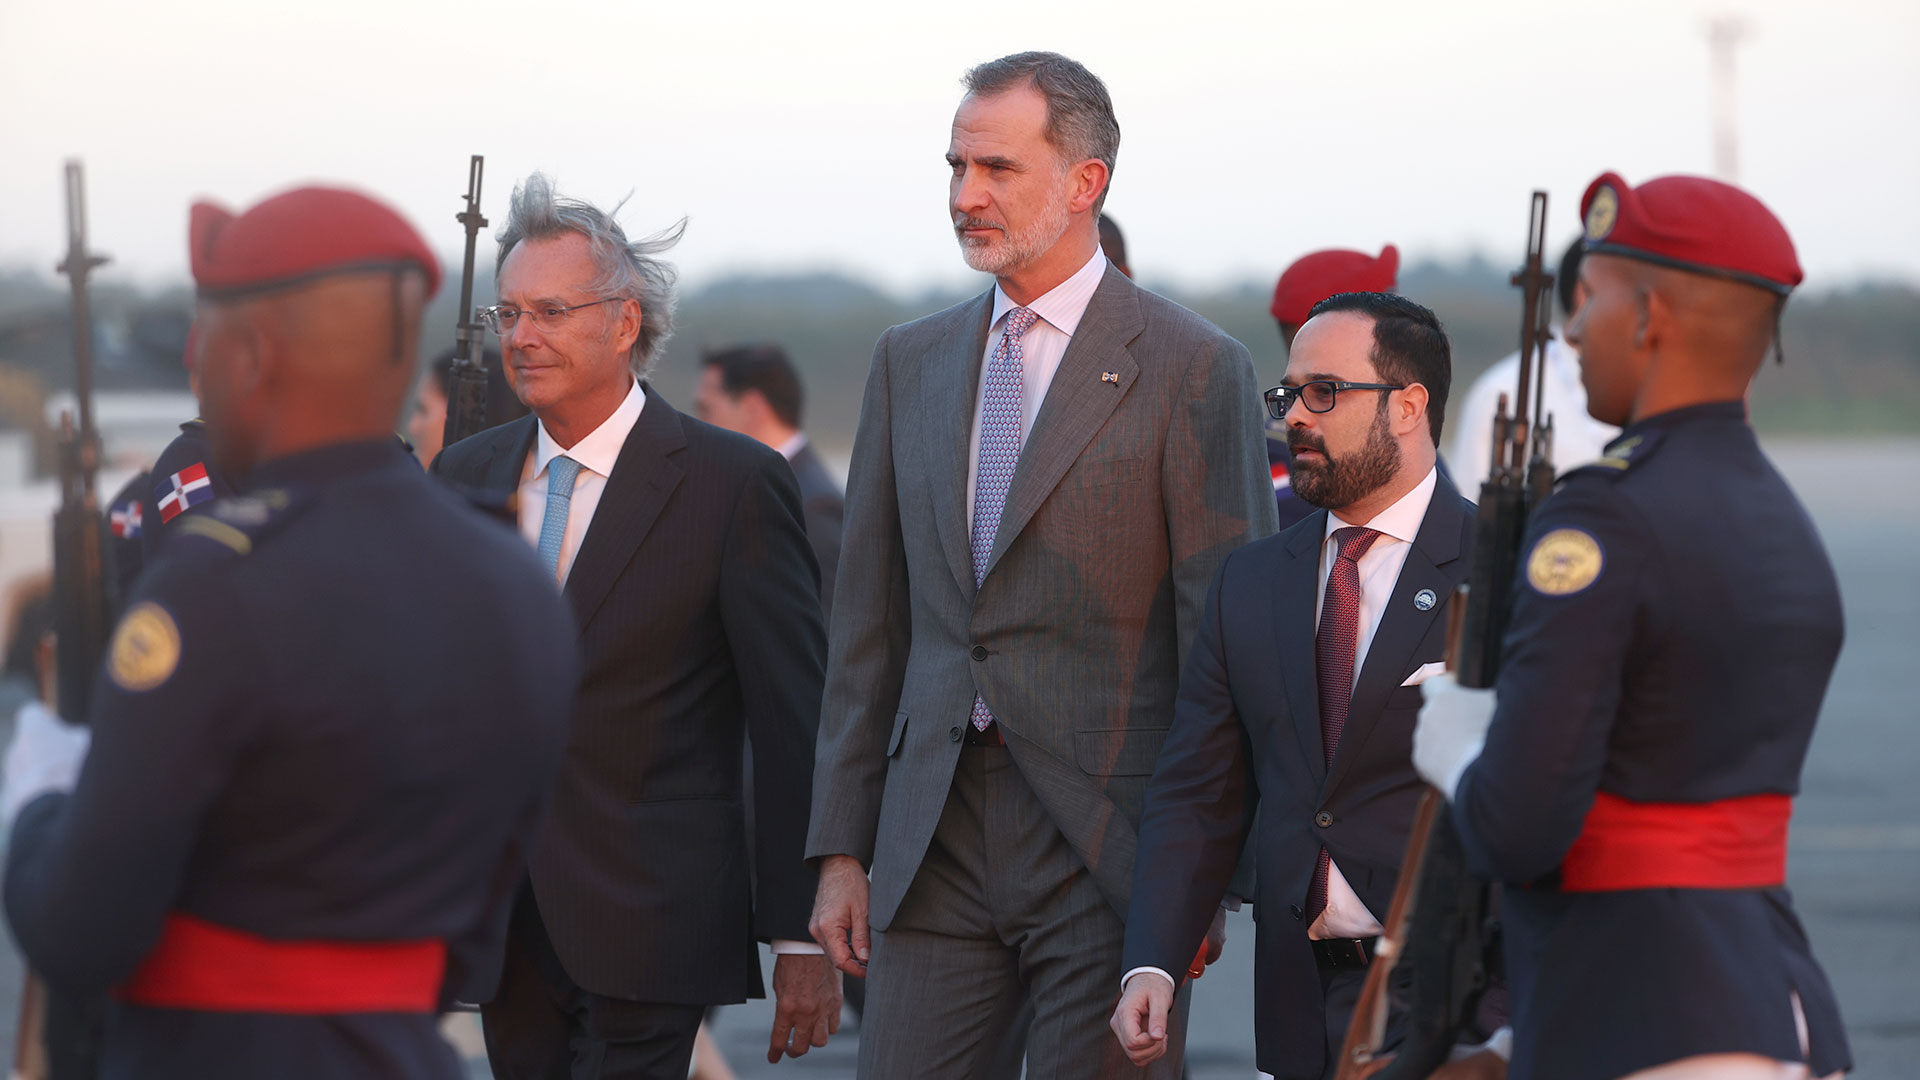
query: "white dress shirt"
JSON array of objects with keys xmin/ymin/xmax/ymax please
[
  {"xmin": 775, "ymin": 431, "xmax": 808, "ymax": 462},
  {"xmin": 518, "ymin": 378, "xmax": 647, "ymax": 585},
  {"xmin": 518, "ymin": 378, "xmax": 820, "ymax": 956},
  {"xmin": 1446, "ymin": 335, "xmax": 1619, "ymax": 489},
  {"xmin": 1309, "ymin": 465, "xmax": 1438, "ymax": 940},
  {"xmin": 1125, "ymin": 468, "xmax": 1442, "ymax": 991},
  {"xmin": 964, "ymin": 247, "xmax": 1111, "ymax": 526}
]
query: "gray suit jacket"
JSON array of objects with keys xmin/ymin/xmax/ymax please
[{"xmin": 806, "ymin": 264, "xmax": 1278, "ymax": 927}]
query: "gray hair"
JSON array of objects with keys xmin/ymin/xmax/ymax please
[
  {"xmin": 496, "ymin": 172, "xmax": 685, "ymax": 377},
  {"xmin": 963, "ymin": 52, "xmax": 1121, "ymax": 211}
]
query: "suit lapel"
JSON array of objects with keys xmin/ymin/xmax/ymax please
[
  {"xmin": 562, "ymin": 383, "xmax": 688, "ymax": 630},
  {"xmin": 479, "ymin": 416, "xmax": 538, "ymax": 494},
  {"xmin": 1320, "ymin": 475, "xmax": 1470, "ymax": 800},
  {"xmin": 983, "ymin": 267, "xmax": 1143, "ymax": 578},
  {"xmin": 925, "ymin": 292, "xmax": 993, "ymax": 597},
  {"xmin": 1274, "ymin": 513, "xmax": 1331, "ymax": 781}
]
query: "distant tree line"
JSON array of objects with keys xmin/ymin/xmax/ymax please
[{"xmin": 1, "ymin": 261, "xmax": 1914, "ymax": 457}]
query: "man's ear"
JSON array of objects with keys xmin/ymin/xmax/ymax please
[
  {"xmin": 1068, "ymin": 160, "xmax": 1110, "ymax": 216},
  {"xmin": 1635, "ymin": 284, "xmax": 1666, "ymax": 354},
  {"xmin": 1395, "ymin": 383, "xmax": 1430, "ymax": 439},
  {"xmin": 609, "ymin": 297, "xmax": 643, "ymax": 358}
]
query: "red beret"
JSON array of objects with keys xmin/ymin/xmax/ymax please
[
  {"xmin": 1580, "ymin": 172, "xmax": 1800, "ymax": 295},
  {"xmin": 190, "ymin": 186, "xmax": 441, "ymax": 301},
  {"xmin": 1270, "ymin": 245, "xmax": 1399, "ymax": 325}
]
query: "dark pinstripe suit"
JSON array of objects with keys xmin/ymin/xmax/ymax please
[{"xmin": 433, "ymin": 386, "xmax": 826, "ymax": 1017}]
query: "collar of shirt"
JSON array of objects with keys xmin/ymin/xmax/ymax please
[
  {"xmin": 775, "ymin": 431, "xmax": 808, "ymax": 462},
  {"xmin": 989, "ymin": 246, "xmax": 1108, "ymax": 336},
  {"xmin": 532, "ymin": 378, "xmax": 646, "ymax": 481},
  {"xmin": 1324, "ymin": 465, "xmax": 1439, "ymax": 551}
]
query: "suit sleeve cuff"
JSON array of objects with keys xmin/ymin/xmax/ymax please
[
  {"xmin": 771, "ymin": 939, "xmax": 825, "ymax": 956},
  {"xmin": 1121, "ymin": 966, "xmax": 1178, "ymax": 992}
]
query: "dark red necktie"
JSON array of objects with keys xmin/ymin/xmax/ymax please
[{"xmin": 1307, "ymin": 526, "xmax": 1383, "ymax": 924}]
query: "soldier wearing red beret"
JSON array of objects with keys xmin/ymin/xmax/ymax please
[
  {"xmin": 2, "ymin": 185, "xmax": 579, "ymax": 1079},
  {"xmin": 1414, "ymin": 173, "xmax": 1850, "ymax": 1080},
  {"xmin": 1266, "ymin": 246, "xmax": 1402, "ymax": 529}
]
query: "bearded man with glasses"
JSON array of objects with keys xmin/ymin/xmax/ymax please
[
  {"xmin": 432, "ymin": 173, "xmax": 839, "ymax": 1080},
  {"xmin": 1114, "ymin": 291, "xmax": 1493, "ymax": 1079}
]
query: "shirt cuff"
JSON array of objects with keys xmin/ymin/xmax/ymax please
[
  {"xmin": 1121, "ymin": 966, "xmax": 1178, "ymax": 992},
  {"xmin": 770, "ymin": 939, "xmax": 824, "ymax": 956},
  {"xmin": 1450, "ymin": 1026, "xmax": 1512, "ymax": 1062}
]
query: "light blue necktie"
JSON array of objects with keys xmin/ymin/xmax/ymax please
[
  {"xmin": 536, "ymin": 454, "xmax": 583, "ymax": 580},
  {"xmin": 968, "ymin": 307, "xmax": 1039, "ymax": 730}
]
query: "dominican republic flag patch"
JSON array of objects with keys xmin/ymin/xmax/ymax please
[
  {"xmin": 155, "ymin": 463, "xmax": 215, "ymax": 524},
  {"xmin": 110, "ymin": 499, "xmax": 143, "ymax": 538},
  {"xmin": 1270, "ymin": 461, "xmax": 1291, "ymax": 492}
]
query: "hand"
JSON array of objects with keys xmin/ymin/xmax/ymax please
[
  {"xmin": 1110, "ymin": 972, "xmax": 1174, "ymax": 1066},
  {"xmin": 808, "ymin": 854, "xmax": 871, "ymax": 977},
  {"xmin": 1186, "ymin": 905, "xmax": 1228, "ymax": 979},
  {"xmin": 767, "ymin": 953, "xmax": 841, "ymax": 1063},
  {"xmin": 1412, "ymin": 674, "xmax": 1496, "ymax": 799},
  {"xmin": 1, "ymin": 701, "xmax": 90, "ymax": 828}
]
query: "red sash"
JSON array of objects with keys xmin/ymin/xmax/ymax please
[
  {"xmin": 117, "ymin": 913, "xmax": 445, "ymax": 1013},
  {"xmin": 1560, "ymin": 791, "xmax": 1791, "ymax": 892}
]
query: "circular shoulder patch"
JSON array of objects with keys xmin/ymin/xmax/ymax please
[
  {"xmin": 108, "ymin": 602, "xmax": 181, "ymax": 693},
  {"xmin": 1526, "ymin": 528, "xmax": 1604, "ymax": 596},
  {"xmin": 1585, "ymin": 185, "xmax": 1619, "ymax": 242}
]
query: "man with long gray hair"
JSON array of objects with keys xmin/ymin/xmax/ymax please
[
  {"xmin": 806, "ymin": 53, "xmax": 1275, "ymax": 1077},
  {"xmin": 432, "ymin": 173, "xmax": 838, "ymax": 1079}
]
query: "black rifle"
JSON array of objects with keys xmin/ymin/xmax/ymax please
[
  {"xmin": 1336, "ymin": 191, "xmax": 1558, "ymax": 1079},
  {"xmin": 440, "ymin": 154, "xmax": 491, "ymax": 450},
  {"xmin": 51, "ymin": 160, "xmax": 114, "ymax": 725}
]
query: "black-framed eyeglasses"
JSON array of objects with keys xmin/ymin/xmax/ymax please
[
  {"xmin": 479, "ymin": 297, "xmax": 621, "ymax": 334},
  {"xmin": 1264, "ymin": 381, "xmax": 1407, "ymax": 420}
]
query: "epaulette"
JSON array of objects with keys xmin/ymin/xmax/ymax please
[
  {"xmin": 1558, "ymin": 429, "xmax": 1666, "ymax": 484},
  {"xmin": 172, "ymin": 488, "xmax": 307, "ymax": 557}
]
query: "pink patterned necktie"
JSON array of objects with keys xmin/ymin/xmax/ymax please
[
  {"xmin": 1307, "ymin": 525, "xmax": 1383, "ymax": 922},
  {"xmin": 968, "ymin": 306, "xmax": 1040, "ymax": 731}
]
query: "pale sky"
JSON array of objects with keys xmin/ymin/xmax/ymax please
[{"xmin": 3, "ymin": 0, "xmax": 1916, "ymax": 295}]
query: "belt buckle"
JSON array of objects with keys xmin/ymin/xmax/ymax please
[{"xmin": 1313, "ymin": 936, "xmax": 1373, "ymax": 970}]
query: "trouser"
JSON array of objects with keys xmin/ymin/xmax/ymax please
[
  {"xmin": 482, "ymin": 889, "xmax": 704, "ymax": 1080},
  {"xmin": 858, "ymin": 743, "xmax": 1190, "ymax": 1079}
]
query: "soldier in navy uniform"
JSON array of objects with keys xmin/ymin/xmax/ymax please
[
  {"xmin": 2, "ymin": 185, "xmax": 581, "ymax": 1080},
  {"xmin": 1414, "ymin": 172, "xmax": 1851, "ymax": 1080}
]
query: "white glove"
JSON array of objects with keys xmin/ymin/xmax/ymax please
[
  {"xmin": 1413, "ymin": 673, "xmax": 1495, "ymax": 802},
  {"xmin": 1, "ymin": 700, "xmax": 91, "ymax": 829}
]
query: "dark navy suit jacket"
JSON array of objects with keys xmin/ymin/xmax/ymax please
[{"xmin": 1123, "ymin": 471, "xmax": 1474, "ymax": 1079}]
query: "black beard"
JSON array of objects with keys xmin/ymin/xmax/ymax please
[{"xmin": 1289, "ymin": 401, "xmax": 1403, "ymax": 511}]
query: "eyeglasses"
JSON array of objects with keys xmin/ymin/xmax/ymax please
[
  {"xmin": 1264, "ymin": 381, "xmax": 1407, "ymax": 420},
  {"xmin": 478, "ymin": 297, "xmax": 621, "ymax": 334}
]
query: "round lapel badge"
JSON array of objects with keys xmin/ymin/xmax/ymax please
[
  {"xmin": 1413, "ymin": 588, "xmax": 1437, "ymax": 611},
  {"xmin": 1585, "ymin": 185, "xmax": 1619, "ymax": 242}
]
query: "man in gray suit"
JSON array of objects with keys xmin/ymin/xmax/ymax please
[
  {"xmin": 696, "ymin": 343, "xmax": 845, "ymax": 618},
  {"xmin": 806, "ymin": 51, "xmax": 1275, "ymax": 1078}
]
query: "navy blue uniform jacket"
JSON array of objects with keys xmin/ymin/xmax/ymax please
[
  {"xmin": 1454, "ymin": 402, "xmax": 1850, "ymax": 1080},
  {"xmin": 6, "ymin": 439, "xmax": 579, "ymax": 1080}
]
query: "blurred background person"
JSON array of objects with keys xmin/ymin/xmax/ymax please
[
  {"xmin": 408, "ymin": 345, "xmax": 528, "ymax": 468},
  {"xmin": 1098, "ymin": 212, "xmax": 1133, "ymax": 279},
  {"xmin": 1446, "ymin": 238, "xmax": 1619, "ymax": 485},
  {"xmin": 695, "ymin": 344, "xmax": 844, "ymax": 620}
]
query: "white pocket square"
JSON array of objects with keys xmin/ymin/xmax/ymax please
[{"xmin": 1401, "ymin": 661, "xmax": 1448, "ymax": 688}]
